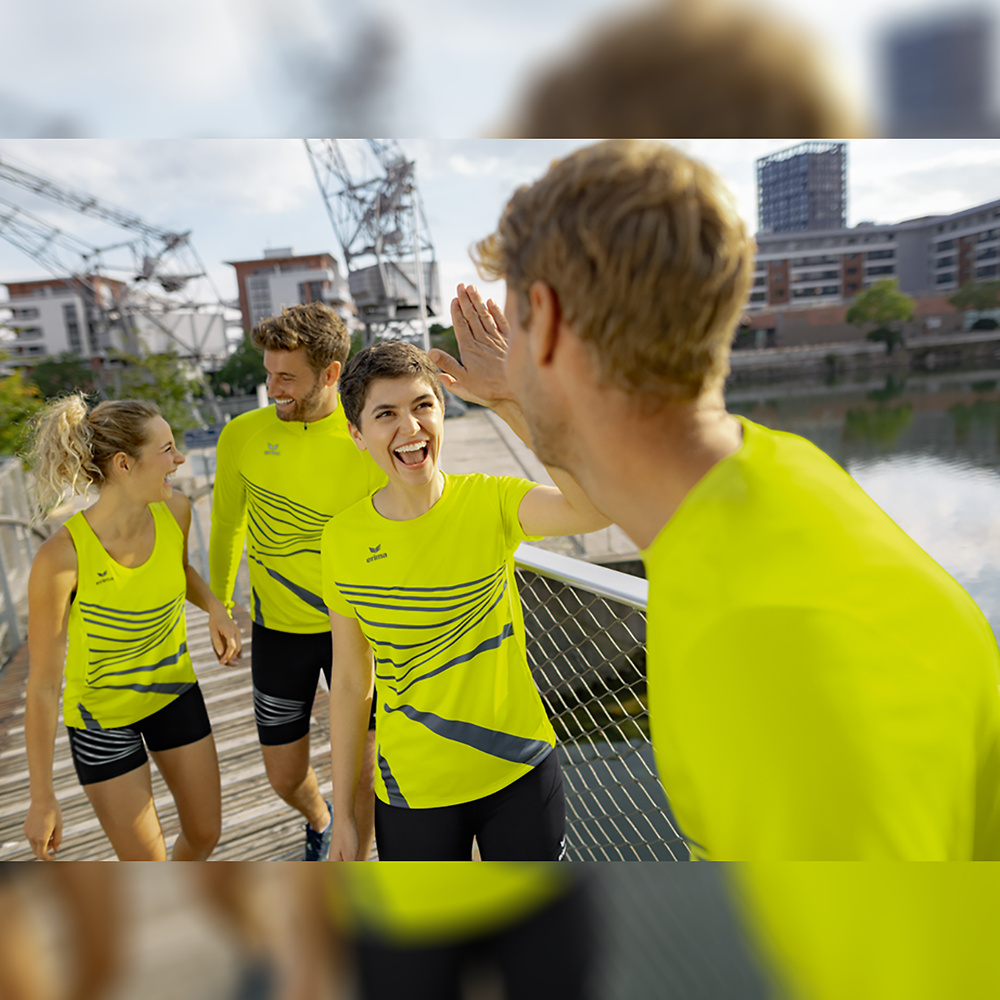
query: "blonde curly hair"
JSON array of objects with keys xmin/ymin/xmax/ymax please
[{"xmin": 27, "ymin": 393, "xmax": 161, "ymax": 516}]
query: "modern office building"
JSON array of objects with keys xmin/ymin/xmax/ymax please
[
  {"xmin": 756, "ymin": 142, "xmax": 847, "ymax": 234},
  {"xmin": 226, "ymin": 249, "xmax": 354, "ymax": 334},
  {"xmin": 1, "ymin": 275, "xmax": 232, "ymax": 364},
  {"xmin": 1, "ymin": 276, "xmax": 133, "ymax": 363},
  {"xmin": 880, "ymin": 10, "xmax": 996, "ymax": 137},
  {"xmin": 748, "ymin": 196, "xmax": 1000, "ymax": 312}
]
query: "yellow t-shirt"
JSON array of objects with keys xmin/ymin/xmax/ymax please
[
  {"xmin": 209, "ymin": 400, "xmax": 385, "ymax": 633},
  {"xmin": 329, "ymin": 863, "xmax": 572, "ymax": 945},
  {"xmin": 733, "ymin": 864, "xmax": 1000, "ymax": 1000},
  {"xmin": 63, "ymin": 502, "xmax": 197, "ymax": 729},
  {"xmin": 322, "ymin": 473, "xmax": 557, "ymax": 809},
  {"xmin": 643, "ymin": 415, "xmax": 1000, "ymax": 860}
]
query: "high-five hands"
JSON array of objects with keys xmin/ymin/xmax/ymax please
[{"xmin": 429, "ymin": 283, "xmax": 514, "ymax": 409}]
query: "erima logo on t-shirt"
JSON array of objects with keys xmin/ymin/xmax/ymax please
[
  {"xmin": 366, "ymin": 543, "xmax": 388, "ymax": 563},
  {"xmin": 264, "ymin": 443, "xmax": 280, "ymax": 456},
  {"xmin": 96, "ymin": 570, "xmax": 113, "ymax": 585}
]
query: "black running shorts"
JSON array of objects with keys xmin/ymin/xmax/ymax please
[
  {"xmin": 251, "ymin": 622, "xmax": 376, "ymax": 746},
  {"xmin": 374, "ymin": 748, "xmax": 567, "ymax": 861},
  {"xmin": 354, "ymin": 873, "xmax": 598, "ymax": 1000},
  {"xmin": 67, "ymin": 683, "xmax": 212, "ymax": 786}
]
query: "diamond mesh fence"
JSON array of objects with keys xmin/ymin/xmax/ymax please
[{"xmin": 515, "ymin": 549, "xmax": 688, "ymax": 861}]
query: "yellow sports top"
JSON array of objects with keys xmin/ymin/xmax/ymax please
[
  {"xmin": 210, "ymin": 400, "xmax": 384, "ymax": 633},
  {"xmin": 63, "ymin": 502, "xmax": 197, "ymax": 730},
  {"xmin": 322, "ymin": 473, "xmax": 557, "ymax": 809},
  {"xmin": 643, "ymin": 415, "xmax": 1000, "ymax": 860},
  {"xmin": 733, "ymin": 864, "xmax": 1000, "ymax": 1000},
  {"xmin": 329, "ymin": 863, "xmax": 572, "ymax": 944}
]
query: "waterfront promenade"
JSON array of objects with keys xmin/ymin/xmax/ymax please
[{"xmin": 0, "ymin": 406, "xmax": 640, "ymax": 862}]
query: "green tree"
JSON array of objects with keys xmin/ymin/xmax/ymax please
[
  {"xmin": 28, "ymin": 352, "xmax": 99, "ymax": 399},
  {"xmin": 429, "ymin": 324, "xmax": 459, "ymax": 360},
  {"xmin": 846, "ymin": 279, "xmax": 915, "ymax": 354},
  {"xmin": 948, "ymin": 279, "xmax": 1000, "ymax": 313},
  {"xmin": 209, "ymin": 335, "xmax": 267, "ymax": 396},
  {"xmin": 0, "ymin": 356, "xmax": 45, "ymax": 456},
  {"xmin": 106, "ymin": 350, "xmax": 203, "ymax": 432}
]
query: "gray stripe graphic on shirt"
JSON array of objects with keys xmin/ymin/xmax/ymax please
[
  {"xmin": 249, "ymin": 554, "xmax": 326, "ymax": 613},
  {"xmin": 384, "ymin": 703, "xmax": 552, "ymax": 766},
  {"xmin": 87, "ymin": 681, "xmax": 195, "ymax": 696},
  {"xmin": 377, "ymin": 747, "xmax": 409, "ymax": 808}
]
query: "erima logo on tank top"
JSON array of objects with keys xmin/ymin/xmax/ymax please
[
  {"xmin": 96, "ymin": 570, "xmax": 113, "ymax": 585},
  {"xmin": 367, "ymin": 543, "xmax": 388, "ymax": 563}
]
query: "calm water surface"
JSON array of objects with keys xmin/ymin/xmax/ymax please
[{"xmin": 727, "ymin": 367, "xmax": 1000, "ymax": 639}]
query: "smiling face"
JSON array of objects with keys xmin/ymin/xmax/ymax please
[
  {"xmin": 264, "ymin": 347, "xmax": 339, "ymax": 423},
  {"xmin": 349, "ymin": 375, "xmax": 444, "ymax": 487},
  {"xmin": 130, "ymin": 416, "xmax": 185, "ymax": 501}
]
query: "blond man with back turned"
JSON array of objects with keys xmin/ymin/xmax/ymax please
[{"xmin": 433, "ymin": 139, "xmax": 1000, "ymax": 863}]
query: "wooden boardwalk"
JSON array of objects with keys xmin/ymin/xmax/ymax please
[{"xmin": 0, "ymin": 605, "xmax": 342, "ymax": 862}]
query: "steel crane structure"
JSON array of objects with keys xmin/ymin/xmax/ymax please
[
  {"xmin": 304, "ymin": 139, "xmax": 441, "ymax": 350},
  {"xmin": 0, "ymin": 151, "xmax": 231, "ymax": 362}
]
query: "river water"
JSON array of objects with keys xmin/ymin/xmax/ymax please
[{"xmin": 726, "ymin": 366, "xmax": 1000, "ymax": 639}]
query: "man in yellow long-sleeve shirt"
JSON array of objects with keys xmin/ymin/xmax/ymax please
[{"xmin": 210, "ymin": 302, "xmax": 384, "ymax": 860}]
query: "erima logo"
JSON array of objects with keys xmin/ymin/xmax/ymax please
[
  {"xmin": 366, "ymin": 543, "xmax": 388, "ymax": 563},
  {"xmin": 264, "ymin": 443, "xmax": 280, "ymax": 456},
  {"xmin": 96, "ymin": 570, "xmax": 113, "ymax": 585}
]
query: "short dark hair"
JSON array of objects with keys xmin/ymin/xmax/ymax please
[
  {"xmin": 339, "ymin": 341, "xmax": 444, "ymax": 427},
  {"xmin": 249, "ymin": 301, "xmax": 350, "ymax": 375}
]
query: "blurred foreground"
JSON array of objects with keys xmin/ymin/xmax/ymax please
[{"xmin": 1, "ymin": 862, "xmax": 999, "ymax": 1000}]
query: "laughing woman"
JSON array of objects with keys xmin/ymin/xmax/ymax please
[
  {"xmin": 323, "ymin": 339, "xmax": 611, "ymax": 861},
  {"xmin": 23, "ymin": 394, "xmax": 241, "ymax": 861}
]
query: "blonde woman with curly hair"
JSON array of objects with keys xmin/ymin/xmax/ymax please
[{"xmin": 23, "ymin": 394, "xmax": 241, "ymax": 861}]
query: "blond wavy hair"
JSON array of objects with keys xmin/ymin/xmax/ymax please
[
  {"xmin": 473, "ymin": 139, "xmax": 754, "ymax": 400},
  {"xmin": 27, "ymin": 394, "xmax": 161, "ymax": 516}
]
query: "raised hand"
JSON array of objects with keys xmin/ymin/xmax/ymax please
[{"xmin": 429, "ymin": 283, "xmax": 514, "ymax": 409}]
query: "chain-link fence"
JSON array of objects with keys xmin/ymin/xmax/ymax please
[{"xmin": 515, "ymin": 544, "xmax": 687, "ymax": 861}]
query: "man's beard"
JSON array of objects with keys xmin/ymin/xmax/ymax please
[
  {"xmin": 521, "ymin": 395, "xmax": 573, "ymax": 475},
  {"xmin": 274, "ymin": 378, "xmax": 322, "ymax": 422}
]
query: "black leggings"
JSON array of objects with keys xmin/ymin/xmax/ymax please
[
  {"xmin": 374, "ymin": 749, "xmax": 566, "ymax": 861},
  {"xmin": 354, "ymin": 873, "xmax": 599, "ymax": 1000}
]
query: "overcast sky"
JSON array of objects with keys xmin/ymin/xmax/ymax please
[
  {"xmin": 2, "ymin": 138, "xmax": 1000, "ymax": 324},
  {"xmin": 2, "ymin": 1, "xmax": 998, "ymax": 137}
]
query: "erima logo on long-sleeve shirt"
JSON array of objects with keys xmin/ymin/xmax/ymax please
[{"xmin": 367, "ymin": 544, "xmax": 388, "ymax": 563}]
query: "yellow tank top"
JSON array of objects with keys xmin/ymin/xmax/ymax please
[{"xmin": 63, "ymin": 502, "xmax": 197, "ymax": 730}]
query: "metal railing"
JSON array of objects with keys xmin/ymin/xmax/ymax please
[
  {"xmin": 514, "ymin": 545, "xmax": 687, "ymax": 861},
  {"xmin": 0, "ymin": 459, "xmax": 45, "ymax": 668}
]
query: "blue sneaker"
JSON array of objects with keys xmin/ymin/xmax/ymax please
[{"xmin": 304, "ymin": 801, "xmax": 333, "ymax": 861}]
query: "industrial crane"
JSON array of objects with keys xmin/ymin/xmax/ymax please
[
  {"xmin": 304, "ymin": 139, "xmax": 441, "ymax": 350},
  {"xmin": 0, "ymin": 150, "xmax": 230, "ymax": 362}
]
